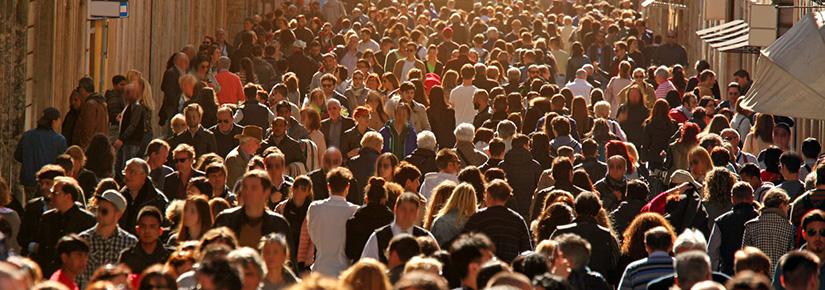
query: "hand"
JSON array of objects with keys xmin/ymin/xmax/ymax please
[
  {"xmin": 113, "ymin": 139, "xmax": 123, "ymax": 150},
  {"xmin": 347, "ymin": 149, "xmax": 359, "ymax": 158}
]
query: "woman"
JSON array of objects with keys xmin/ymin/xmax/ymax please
[
  {"xmin": 457, "ymin": 166, "xmax": 487, "ymax": 205},
  {"xmin": 670, "ymin": 65, "xmax": 688, "ymax": 96},
  {"xmin": 381, "ymin": 72, "xmax": 400, "ymax": 96},
  {"xmin": 283, "ymin": 73, "xmax": 302, "ymax": 106},
  {"xmin": 168, "ymin": 195, "xmax": 213, "ymax": 246},
  {"xmin": 64, "ymin": 145, "xmax": 100, "ymax": 197},
  {"xmin": 572, "ymin": 170, "xmax": 595, "ymax": 192},
  {"xmin": 426, "ymin": 86, "xmax": 456, "ymax": 148},
  {"xmin": 689, "ymin": 146, "xmax": 713, "ymax": 183},
  {"xmin": 424, "ymin": 45, "xmax": 444, "ymax": 76},
  {"xmin": 565, "ymin": 42, "xmax": 591, "ymax": 83},
  {"xmin": 642, "ymin": 99, "xmax": 678, "ymax": 169},
  {"xmin": 191, "ymin": 87, "xmax": 218, "ymax": 128},
  {"xmin": 423, "ymin": 182, "xmax": 457, "ymax": 230},
  {"xmin": 260, "ymin": 233, "xmax": 300, "ymax": 289},
  {"xmin": 85, "ymin": 134, "xmax": 116, "ymax": 178},
  {"xmin": 239, "ymin": 57, "xmax": 257, "ymax": 84},
  {"xmin": 668, "ymin": 122, "xmax": 701, "ymax": 174},
  {"xmin": 126, "ymin": 70, "xmax": 158, "ymax": 141},
  {"xmin": 531, "ymin": 132, "xmax": 553, "ymax": 170},
  {"xmin": 380, "ymin": 102, "xmax": 418, "ymax": 160},
  {"xmin": 362, "ymin": 50, "xmax": 385, "ymax": 75},
  {"xmin": 592, "ymin": 101, "xmax": 627, "ymax": 141},
  {"xmin": 618, "ymin": 213, "xmax": 677, "ymax": 274},
  {"xmin": 743, "ymin": 113, "xmax": 774, "ymax": 155},
  {"xmin": 0, "ymin": 177, "xmax": 20, "ymax": 254},
  {"xmin": 533, "ymin": 202, "xmax": 574, "ymax": 244},
  {"xmin": 340, "ymin": 259, "xmax": 392, "ymax": 290},
  {"xmin": 702, "ymin": 168, "xmax": 737, "ymax": 222},
  {"xmin": 570, "ymin": 96, "xmax": 593, "ymax": 137},
  {"xmin": 617, "ymin": 84, "xmax": 650, "ymax": 146},
  {"xmin": 761, "ymin": 147, "xmax": 784, "ymax": 184},
  {"xmin": 587, "ymin": 119, "xmax": 620, "ymax": 161},
  {"xmin": 274, "ymin": 176, "xmax": 314, "ymax": 270},
  {"xmin": 605, "ymin": 61, "xmax": 633, "ymax": 116},
  {"xmin": 366, "ymin": 91, "xmax": 389, "ymax": 130},
  {"xmin": 374, "ymin": 153, "xmax": 400, "ymax": 182},
  {"xmin": 365, "ymin": 73, "xmax": 383, "ymax": 92},
  {"xmin": 186, "ymin": 177, "xmax": 213, "ymax": 197},
  {"xmin": 441, "ymin": 70, "xmax": 459, "ymax": 94},
  {"xmin": 627, "ymin": 37, "xmax": 647, "ymax": 69},
  {"xmin": 431, "ymin": 183, "xmax": 478, "ymax": 248},
  {"xmin": 301, "ymin": 108, "xmax": 326, "ymax": 162},
  {"xmin": 704, "ymin": 115, "xmax": 730, "ymax": 136}
]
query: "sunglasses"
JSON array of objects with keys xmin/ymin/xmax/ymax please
[
  {"xmin": 807, "ymin": 229, "xmax": 825, "ymax": 237},
  {"xmin": 175, "ymin": 157, "xmax": 190, "ymax": 163}
]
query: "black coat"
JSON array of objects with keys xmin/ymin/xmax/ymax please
[
  {"xmin": 208, "ymin": 123, "xmax": 243, "ymax": 158},
  {"xmin": 259, "ymin": 134, "xmax": 305, "ymax": 166},
  {"xmin": 552, "ymin": 217, "xmax": 621, "ymax": 284},
  {"xmin": 349, "ymin": 147, "xmax": 381, "ymax": 200},
  {"xmin": 426, "ymin": 106, "xmax": 456, "ymax": 148},
  {"xmin": 168, "ymin": 127, "xmax": 218, "ymax": 158},
  {"xmin": 159, "ymin": 67, "xmax": 182, "ymax": 124},
  {"xmin": 610, "ymin": 199, "xmax": 647, "ymax": 239},
  {"xmin": 120, "ymin": 179, "xmax": 169, "ymax": 234},
  {"xmin": 321, "ymin": 117, "xmax": 355, "ymax": 149},
  {"xmin": 345, "ymin": 203, "xmax": 393, "ymax": 261},
  {"xmin": 32, "ymin": 205, "xmax": 96, "ymax": 276},
  {"xmin": 341, "ymin": 127, "xmax": 373, "ymax": 159},
  {"xmin": 162, "ymin": 170, "xmax": 205, "ymax": 200},
  {"xmin": 307, "ymin": 168, "xmax": 362, "ymax": 204},
  {"xmin": 404, "ymin": 148, "xmax": 438, "ymax": 180},
  {"xmin": 500, "ymin": 148, "xmax": 542, "ymax": 218},
  {"xmin": 642, "ymin": 119, "xmax": 678, "ymax": 168},
  {"xmin": 214, "ymin": 206, "xmax": 292, "ymax": 248}
]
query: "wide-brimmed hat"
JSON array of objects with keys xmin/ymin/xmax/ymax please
[
  {"xmin": 234, "ymin": 125, "xmax": 263, "ymax": 141},
  {"xmin": 669, "ymin": 169, "xmax": 702, "ymax": 189}
]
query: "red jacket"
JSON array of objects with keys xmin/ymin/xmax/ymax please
[
  {"xmin": 216, "ymin": 70, "xmax": 244, "ymax": 105},
  {"xmin": 669, "ymin": 108, "xmax": 689, "ymax": 124}
]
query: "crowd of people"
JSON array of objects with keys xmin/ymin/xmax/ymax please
[{"xmin": 6, "ymin": 0, "xmax": 825, "ymax": 290}]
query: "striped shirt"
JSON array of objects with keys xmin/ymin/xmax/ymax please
[
  {"xmin": 655, "ymin": 80, "xmax": 676, "ymax": 100},
  {"xmin": 618, "ymin": 251, "xmax": 675, "ymax": 290}
]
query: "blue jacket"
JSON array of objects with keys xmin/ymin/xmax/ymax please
[
  {"xmin": 379, "ymin": 121, "xmax": 417, "ymax": 160},
  {"xmin": 15, "ymin": 127, "xmax": 67, "ymax": 186}
]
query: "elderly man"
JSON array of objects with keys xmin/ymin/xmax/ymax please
[
  {"xmin": 308, "ymin": 148, "xmax": 360, "ymax": 203},
  {"xmin": 226, "ymin": 126, "xmax": 263, "ymax": 188},
  {"xmin": 321, "ymin": 98, "xmax": 355, "ymax": 150},
  {"xmin": 349, "ymin": 132, "xmax": 384, "ymax": 198},
  {"xmin": 120, "ymin": 158, "xmax": 169, "ymax": 234},
  {"xmin": 654, "ymin": 65, "xmax": 676, "ymax": 100},
  {"xmin": 454, "ymin": 123, "xmax": 488, "ymax": 167},
  {"xmin": 259, "ymin": 117, "xmax": 305, "ymax": 166},
  {"xmin": 404, "ymin": 131, "xmax": 439, "ymax": 178},
  {"xmin": 565, "ymin": 69, "xmax": 594, "ymax": 103}
]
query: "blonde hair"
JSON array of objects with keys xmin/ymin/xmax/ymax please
[
  {"xmin": 404, "ymin": 256, "xmax": 443, "ymax": 275},
  {"xmin": 361, "ymin": 131, "xmax": 384, "ymax": 150},
  {"xmin": 593, "ymin": 101, "xmax": 612, "ymax": 118},
  {"xmin": 424, "ymin": 181, "xmax": 457, "ymax": 230},
  {"xmin": 339, "ymin": 259, "xmax": 391, "ymax": 290},
  {"xmin": 170, "ymin": 114, "xmax": 187, "ymax": 135},
  {"xmin": 435, "ymin": 183, "xmax": 478, "ymax": 224}
]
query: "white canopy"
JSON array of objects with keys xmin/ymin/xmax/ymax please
[{"xmin": 740, "ymin": 11, "xmax": 825, "ymax": 120}]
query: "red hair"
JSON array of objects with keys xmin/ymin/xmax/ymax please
[
  {"xmin": 679, "ymin": 122, "xmax": 701, "ymax": 144},
  {"xmin": 353, "ymin": 106, "xmax": 371, "ymax": 119},
  {"xmin": 606, "ymin": 140, "xmax": 634, "ymax": 172}
]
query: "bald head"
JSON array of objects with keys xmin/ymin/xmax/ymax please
[{"xmin": 322, "ymin": 148, "xmax": 343, "ymax": 170}]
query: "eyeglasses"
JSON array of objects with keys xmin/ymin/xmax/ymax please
[
  {"xmin": 175, "ymin": 157, "xmax": 190, "ymax": 163},
  {"xmin": 806, "ymin": 228, "xmax": 825, "ymax": 237}
]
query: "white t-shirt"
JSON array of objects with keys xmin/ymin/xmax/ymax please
[{"xmin": 450, "ymin": 84, "xmax": 478, "ymax": 125}]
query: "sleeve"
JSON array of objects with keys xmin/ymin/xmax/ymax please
[
  {"xmin": 360, "ymin": 232, "xmax": 380, "ymax": 260},
  {"xmin": 73, "ymin": 102, "xmax": 96, "ymax": 147},
  {"xmin": 520, "ymin": 218, "xmax": 533, "ymax": 252},
  {"xmin": 119, "ymin": 105, "xmax": 142, "ymax": 141},
  {"xmin": 707, "ymin": 222, "xmax": 722, "ymax": 271},
  {"xmin": 742, "ymin": 224, "xmax": 752, "ymax": 247},
  {"xmin": 307, "ymin": 204, "xmax": 319, "ymax": 244},
  {"xmin": 14, "ymin": 134, "xmax": 24, "ymax": 162},
  {"xmin": 233, "ymin": 109, "xmax": 244, "ymax": 123},
  {"xmin": 617, "ymin": 265, "xmax": 633, "ymax": 290},
  {"xmin": 418, "ymin": 109, "xmax": 431, "ymax": 131}
]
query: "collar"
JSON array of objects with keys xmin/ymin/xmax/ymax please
[
  {"xmin": 330, "ymin": 195, "xmax": 347, "ymax": 202},
  {"xmin": 649, "ymin": 251, "xmax": 671, "ymax": 258}
]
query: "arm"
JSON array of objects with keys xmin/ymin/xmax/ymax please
[
  {"xmin": 119, "ymin": 105, "xmax": 142, "ymax": 142},
  {"xmin": 73, "ymin": 102, "xmax": 95, "ymax": 147},
  {"xmin": 707, "ymin": 222, "xmax": 722, "ymax": 271},
  {"xmin": 360, "ymin": 232, "xmax": 380, "ymax": 260}
]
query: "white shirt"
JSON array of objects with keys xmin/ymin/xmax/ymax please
[
  {"xmin": 605, "ymin": 77, "xmax": 632, "ymax": 118},
  {"xmin": 361, "ymin": 221, "xmax": 436, "ymax": 260},
  {"xmin": 450, "ymin": 84, "xmax": 478, "ymax": 125},
  {"xmin": 565, "ymin": 78, "xmax": 594, "ymax": 103},
  {"xmin": 308, "ymin": 195, "xmax": 359, "ymax": 276},
  {"xmin": 419, "ymin": 172, "xmax": 459, "ymax": 201},
  {"xmin": 358, "ymin": 40, "xmax": 380, "ymax": 54},
  {"xmin": 550, "ymin": 49, "xmax": 570, "ymax": 76}
]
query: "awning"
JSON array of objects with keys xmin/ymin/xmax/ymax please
[{"xmin": 696, "ymin": 20, "xmax": 758, "ymax": 53}]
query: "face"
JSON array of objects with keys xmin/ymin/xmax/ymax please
[
  {"xmin": 136, "ymin": 216, "xmax": 161, "ymax": 244},
  {"xmin": 395, "ymin": 107, "xmax": 409, "ymax": 123},
  {"xmin": 183, "ymin": 202, "xmax": 200, "ymax": 228},
  {"xmin": 96, "ymin": 201, "xmax": 121, "ymax": 226},
  {"xmin": 378, "ymin": 159, "xmax": 394, "ymax": 178},
  {"xmin": 406, "ymin": 45, "xmax": 417, "ymax": 57},
  {"xmin": 727, "ymin": 87, "xmax": 740, "ymax": 101},
  {"xmin": 321, "ymin": 80, "xmax": 335, "ymax": 94},
  {"xmin": 322, "ymin": 151, "xmax": 343, "ymax": 170},
  {"xmin": 207, "ymin": 171, "xmax": 226, "ymax": 189},
  {"xmin": 271, "ymin": 120, "xmax": 287, "ymax": 137},
  {"xmin": 62, "ymin": 251, "xmax": 89, "ymax": 274},
  {"xmin": 39, "ymin": 178, "xmax": 56, "ymax": 198},
  {"xmin": 70, "ymin": 93, "xmax": 83, "ymax": 109},
  {"xmin": 805, "ymin": 221, "xmax": 825, "ymax": 254},
  {"xmin": 686, "ymin": 97, "xmax": 698, "ymax": 110},
  {"xmin": 241, "ymin": 177, "xmax": 268, "ymax": 206},
  {"xmin": 186, "ymin": 184, "xmax": 203, "ymax": 196},
  {"xmin": 262, "ymin": 242, "xmax": 287, "ymax": 270},
  {"xmin": 240, "ymin": 264, "xmax": 262, "ymax": 290},
  {"xmin": 174, "ymin": 152, "xmax": 194, "ymax": 172},
  {"xmin": 352, "ymin": 73, "xmax": 365, "ymax": 86},
  {"xmin": 266, "ymin": 158, "xmax": 285, "ymax": 178},
  {"xmin": 50, "ymin": 181, "xmax": 72, "ymax": 207},
  {"xmin": 773, "ymin": 127, "xmax": 790, "ymax": 148},
  {"xmin": 394, "ymin": 201, "xmax": 420, "ymax": 229},
  {"xmin": 703, "ymin": 100, "xmax": 716, "ymax": 113},
  {"xmin": 115, "ymin": 80, "xmax": 128, "ymax": 93},
  {"xmin": 355, "ymin": 114, "xmax": 369, "ymax": 127},
  {"xmin": 123, "ymin": 163, "xmax": 147, "ymax": 188},
  {"xmin": 608, "ymin": 160, "xmax": 626, "ymax": 180},
  {"xmin": 721, "ymin": 132, "xmax": 740, "ymax": 150},
  {"xmin": 276, "ymin": 105, "xmax": 291, "ymax": 118},
  {"xmin": 323, "ymin": 57, "xmax": 335, "ymax": 69},
  {"xmin": 217, "ymin": 111, "xmax": 233, "ymax": 131},
  {"xmin": 327, "ymin": 102, "xmax": 342, "ymax": 119},
  {"xmin": 182, "ymin": 81, "xmax": 195, "ymax": 97},
  {"xmin": 401, "ymin": 88, "xmax": 415, "ymax": 102}
]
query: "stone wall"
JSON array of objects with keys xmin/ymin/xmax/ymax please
[{"xmin": 0, "ymin": 0, "xmax": 28, "ymax": 195}]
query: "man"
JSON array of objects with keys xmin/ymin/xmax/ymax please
[
  {"xmin": 205, "ymin": 162, "xmax": 235, "ymax": 203},
  {"xmin": 436, "ymin": 27, "xmax": 459, "ymax": 64},
  {"xmin": 362, "ymin": 192, "xmax": 434, "ymax": 262},
  {"xmin": 739, "ymin": 163, "xmax": 774, "ymax": 203},
  {"xmin": 214, "ymin": 57, "xmax": 244, "ymax": 105},
  {"xmin": 654, "ymin": 65, "xmax": 677, "ymax": 100},
  {"xmin": 444, "ymin": 45, "xmax": 473, "ymax": 77},
  {"xmin": 120, "ymin": 158, "xmax": 169, "ymax": 234},
  {"xmin": 791, "ymin": 164, "xmax": 825, "ymax": 227},
  {"xmin": 115, "ymin": 83, "xmax": 150, "ymax": 175},
  {"xmin": 162, "ymin": 144, "xmax": 205, "ymax": 200},
  {"xmin": 673, "ymin": 251, "xmax": 714, "ymax": 290},
  {"xmin": 773, "ymin": 210, "xmax": 825, "ymax": 290},
  {"xmin": 259, "ymin": 117, "xmax": 305, "ymax": 166},
  {"xmin": 310, "ymin": 53, "xmax": 339, "ymax": 91},
  {"xmin": 104, "ymin": 75, "xmax": 127, "ymax": 126},
  {"xmin": 619, "ymin": 226, "xmax": 675, "ymax": 290},
  {"xmin": 357, "ymin": 28, "xmax": 379, "ymax": 53},
  {"xmin": 721, "ymin": 129, "xmax": 757, "ymax": 167},
  {"xmin": 576, "ymin": 139, "xmax": 607, "ymax": 181},
  {"xmin": 321, "ymin": 98, "xmax": 355, "ymax": 150},
  {"xmin": 394, "ymin": 162, "xmax": 423, "ymax": 196},
  {"xmin": 419, "ymin": 149, "xmax": 460, "ymax": 200},
  {"xmin": 548, "ymin": 37, "xmax": 570, "ymax": 84},
  {"xmin": 15, "ymin": 107, "xmax": 67, "ymax": 197},
  {"xmin": 308, "ymin": 148, "xmax": 359, "ymax": 202},
  {"xmin": 554, "ymin": 233, "xmax": 611, "ymax": 290},
  {"xmin": 743, "ymin": 188, "xmax": 795, "ymax": 276},
  {"xmin": 552, "ymin": 191, "xmax": 620, "ymax": 282},
  {"xmin": 78, "ymin": 190, "xmax": 138, "ymax": 289},
  {"xmin": 287, "ymin": 40, "xmax": 319, "ymax": 93},
  {"xmin": 387, "ymin": 82, "xmax": 431, "ymax": 132},
  {"xmin": 778, "ymin": 251, "xmax": 821, "ymax": 290},
  {"xmin": 449, "ymin": 233, "xmax": 495, "ymax": 290},
  {"xmin": 450, "ymin": 64, "xmax": 479, "ymax": 125},
  {"xmin": 349, "ymin": 132, "xmax": 384, "ymax": 198},
  {"xmin": 263, "ymin": 151, "xmax": 293, "ymax": 208},
  {"xmin": 499, "ymin": 135, "xmax": 542, "ymax": 218},
  {"xmin": 654, "ymin": 31, "xmax": 688, "ymax": 67},
  {"xmin": 225, "ymin": 125, "xmax": 263, "ymax": 189},
  {"xmin": 594, "ymin": 155, "xmax": 629, "ymax": 211},
  {"xmin": 669, "ymin": 93, "xmax": 698, "ymax": 124},
  {"xmin": 32, "ymin": 176, "xmax": 95, "ymax": 276},
  {"xmin": 404, "ymin": 131, "xmax": 439, "ymax": 179},
  {"xmin": 209, "ymin": 106, "xmax": 244, "ymax": 158},
  {"xmin": 386, "ymin": 234, "xmax": 422, "ymax": 283},
  {"xmin": 800, "ymin": 138, "xmax": 821, "ymax": 179},
  {"xmin": 118, "ymin": 206, "xmax": 171, "ymax": 274},
  {"xmin": 548, "ymin": 116, "xmax": 582, "ymax": 154},
  {"xmin": 647, "ymin": 229, "xmax": 733, "ymax": 290},
  {"xmin": 343, "ymin": 70, "xmax": 371, "ymax": 107},
  {"xmin": 72, "ymin": 76, "xmax": 109, "ymax": 147},
  {"xmin": 565, "ymin": 69, "xmax": 594, "ymax": 102},
  {"xmin": 307, "ymin": 167, "xmax": 359, "ymax": 276},
  {"xmin": 717, "ymin": 82, "xmax": 741, "ymax": 111},
  {"xmin": 779, "ymin": 152, "xmax": 806, "ymax": 200},
  {"xmin": 773, "ymin": 122, "xmax": 793, "ymax": 153},
  {"xmin": 274, "ymin": 100, "xmax": 309, "ymax": 140},
  {"xmin": 617, "ymin": 68, "xmax": 658, "ymax": 109},
  {"xmin": 251, "ymin": 46, "xmax": 277, "ymax": 89},
  {"xmin": 50, "ymin": 234, "xmax": 90, "ymax": 290},
  {"xmin": 345, "ymin": 172, "xmax": 394, "ymax": 261},
  {"xmin": 18, "ymin": 165, "xmax": 65, "ymax": 255},
  {"xmin": 170, "ymin": 103, "xmax": 218, "ymax": 157},
  {"xmin": 316, "ymin": 73, "xmax": 352, "ymax": 112},
  {"xmin": 234, "ymin": 84, "xmax": 275, "ymax": 131},
  {"xmin": 463, "ymin": 180, "xmax": 532, "ymax": 263},
  {"xmin": 226, "ymin": 247, "xmax": 267, "ymax": 290},
  {"xmin": 472, "ymin": 64, "xmax": 499, "ymax": 94},
  {"xmin": 708, "ymin": 182, "xmax": 759, "ymax": 275},
  {"xmin": 160, "ymin": 53, "xmax": 188, "ymax": 126},
  {"xmin": 734, "ymin": 69, "xmax": 753, "ymax": 95},
  {"xmin": 214, "ymin": 170, "xmax": 291, "ymax": 248},
  {"xmin": 145, "ymin": 139, "xmax": 173, "ymax": 190},
  {"xmin": 392, "ymin": 42, "xmax": 425, "ymax": 82}
]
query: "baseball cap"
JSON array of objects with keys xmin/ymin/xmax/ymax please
[{"xmin": 100, "ymin": 189, "xmax": 127, "ymax": 212}]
